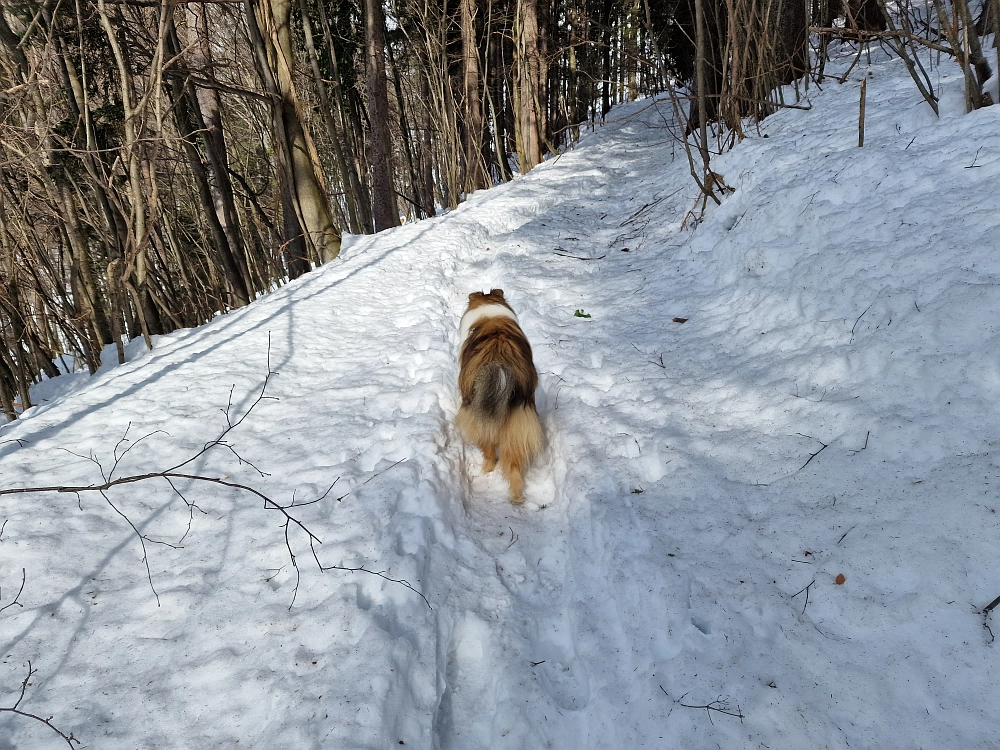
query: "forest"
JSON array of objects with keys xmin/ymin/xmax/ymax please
[{"xmin": 0, "ymin": 0, "xmax": 996, "ymax": 420}]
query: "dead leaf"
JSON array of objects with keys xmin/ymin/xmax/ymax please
[
  {"xmin": 835, "ymin": 573, "xmax": 846, "ymax": 585},
  {"xmin": 673, "ymin": 317, "xmax": 688, "ymax": 323}
]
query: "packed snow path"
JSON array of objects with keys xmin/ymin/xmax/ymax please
[{"xmin": 3, "ymin": 50, "xmax": 1000, "ymax": 748}]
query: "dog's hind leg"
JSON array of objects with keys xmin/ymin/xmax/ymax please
[
  {"xmin": 498, "ymin": 406, "xmax": 543, "ymax": 503},
  {"xmin": 479, "ymin": 442, "xmax": 498, "ymax": 474},
  {"xmin": 501, "ymin": 452, "xmax": 526, "ymax": 503}
]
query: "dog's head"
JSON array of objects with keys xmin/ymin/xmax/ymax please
[{"xmin": 467, "ymin": 289, "xmax": 506, "ymax": 310}]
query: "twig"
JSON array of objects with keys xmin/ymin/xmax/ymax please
[
  {"xmin": 314, "ymin": 556, "xmax": 431, "ymax": 609},
  {"xmin": 858, "ymin": 78, "xmax": 867, "ymax": 148},
  {"xmin": 791, "ymin": 387, "xmax": 827, "ymax": 402},
  {"xmin": 965, "ymin": 146, "xmax": 984, "ymax": 169},
  {"xmin": 0, "ymin": 662, "xmax": 79, "ymax": 747},
  {"xmin": 100, "ymin": 488, "xmax": 161, "ymax": 604},
  {"xmin": 809, "ymin": 25, "xmax": 954, "ymax": 54},
  {"xmin": 0, "ymin": 568, "xmax": 25, "ymax": 614},
  {"xmin": 632, "ymin": 343, "xmax": 666, "ymax": 370},
  {"xmin": 618, "ymin": 191, "xmax": 678, "ymax": 227},
  {"xmin": 507, "ymin": 527, "xmax": 519, "ymax": 548},
  {"xmin": 838, "ymin": 526, "xmax": 856, "ymax": 545},
  {"xmin": 848, "ymin": 431, "xmax": 870, "ymax": 456},
  {"xmin": 796, "ymin": 434, "xmax": 829, "ymax": 472},
  {"xmin": 163, "ymin": 477, "xmax": 206, "ymax": 544},
  {"xmin": 334, "ymin": 458, "xmax": 408, "ymax": 502},
  {"xmin": 661, "ymin": 688, "xmax": 744, "ymax": 724},
  {"xmin": 553, "ymin": 251, "xmax": 606, "ymax": 260},
  {"xmin": 111, "ymin": 423, "xmax": 170, "ymax": 480},
  {"xmin": 983, "ymin": 598, "xmax": 999, "ymax": 644},
  {"xmin": 791, "ymin": 579, "xmax": 816, "ymax": 614},
  {"xmin": 851, "ymin": 302, "xmax": 875, "ymax": 342}
]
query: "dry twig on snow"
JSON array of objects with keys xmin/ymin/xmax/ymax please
[{"xmin": 0, "ymin": 661, "xmax": 79, "ymax": 747}]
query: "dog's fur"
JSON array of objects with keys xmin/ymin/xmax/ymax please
[{"xmin": 456, "ymin": 289, "xmax": 543, "ymax": 503}]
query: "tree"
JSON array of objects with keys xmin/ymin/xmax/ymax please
[
  {"xmin": 364, "ymin": 0, "xmax": 400, "ymax": 230},
  {"xmin": 247, "ymin": 0, "xmax": 341, "ymax": 273}
]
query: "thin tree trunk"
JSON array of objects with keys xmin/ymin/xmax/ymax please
[
  {"xmin": 514, "ymin": 0, "xmax": 542, "ymax": 172},
  {"xmin": 365, "ymin": 0, "xmax": 400, "ymax": 230},
  {"xmin": 247, "ymin": 0, "xmax": 341, "ymax": 270},
  {"xmin": 298, "ymin": 0, "xmax": 363, "ymax": 233},
  {"xmin": 695, "ymin": 0, "xmax": 711, "ymax": 170},
  {"xmin": 418, "ymin": 69, "xmax": 438, "ymax": 215},
  {"xmin": 182, "ymin": 3, "xmax": 255, "ymax": 301},
  {"xmin": 96, "ymin": 0, "xmax": 163, "ymax": 340},
  {"xmin": 461, "ymin": 0, "xmax": 489, "ymax": 191},
  {"xmin": 316, "ymin": 0, "xmax": 374, "ymax": 232}
]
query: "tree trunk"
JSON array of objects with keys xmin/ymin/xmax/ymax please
[
  {"xmin": 365, "ymin": 0, "xmax": 400, "ymax": 230},
  {"xmin": 461, "ymin": 0, "xmax": 489, "ymax": 192},
  {"xmin": 182, "ymin": 3, "xmax": 256, "ymax": 301},
  {"xmin": 418, "ymin": 70, "xmax": 438, "ymax": 215},
  {"xmin": 514, "ymin": 0, "xmax": 543, "ymax": 173},
  {"xmin": 96, "ymin": 0, "xmax": 163, "ymax": 340},
  {"xmin": 247, "ymin": 0, "xmax": 341, "ymax": 270},
  {"xmin": 316, "ymin": 0, "xmax": 375, "ymax": 232}
]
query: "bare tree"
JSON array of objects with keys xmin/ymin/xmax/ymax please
[{"xmin": 365, "ymin": 0, "xmax": 400, "ymax": 230}]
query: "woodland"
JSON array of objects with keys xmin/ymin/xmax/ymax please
[{"xmin": 0, "ymin": 0, "xmax": 996, "ymax": 421}]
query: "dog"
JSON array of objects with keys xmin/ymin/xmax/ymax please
[{"xmin": 456, "ymin": 289, "xmax": 543, "ymax": 503}]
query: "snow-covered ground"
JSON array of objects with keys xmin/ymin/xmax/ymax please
[{"xmin": 3, "ymin": 44, "xmax": 1000, "ymax": 749}]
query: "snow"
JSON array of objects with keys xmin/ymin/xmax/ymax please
[{"xmin": 3, "ymin": 45, "xmax": 1000, "ymax": 749}]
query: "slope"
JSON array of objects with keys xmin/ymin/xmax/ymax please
[{"xmin": 2, "ymin": 44, "xmax": 1000, "ymax": 749}]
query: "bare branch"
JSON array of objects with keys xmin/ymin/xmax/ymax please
[
  {"xmin": 660, "ymin": 687, "xmax": 745, "ymax": 724},
  {"xmin": 792, "ymin": 579, "xmax": 816, "ymax": 614},
  {"xmin": 0, "ymin": 662, "xmax": 80, "ymax": 747},
  {"xmin": 0, "ymin": 568, "xmax": 25, "ymax": 614}
]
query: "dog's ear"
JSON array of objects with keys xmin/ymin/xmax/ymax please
[
  {"xmin": 468, "ymin": 291, "xmax": 484, "ymax": 301},
  {"xmin": 489, "ymin": 288, "xmax": 505, "ymax": 298}
]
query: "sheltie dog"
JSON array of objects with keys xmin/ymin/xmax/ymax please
[{"xmin": 456, "ymin": 289, "xmax": 544, "ymax": 503}]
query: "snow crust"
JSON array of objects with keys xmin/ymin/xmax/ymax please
[{"xmin": 2, "ymin": 46, "xmax": 1000, "ymax": 748}]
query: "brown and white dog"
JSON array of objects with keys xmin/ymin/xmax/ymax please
[{"xmin": 456, "ymin": 289, "xmax": 543, "ymax": 503}]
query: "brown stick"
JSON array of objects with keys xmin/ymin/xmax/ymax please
[
  {"xmin": 859, "ymin": 78, "xmax": 867, "ymax": 147},
  {"xmin": 809, "ymin": 25, "xmax": 954, "ymax": 54}
]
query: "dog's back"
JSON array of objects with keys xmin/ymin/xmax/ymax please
[{"xmin": 457, "ymin": 290, "xmax": 543, "ymax": 502}]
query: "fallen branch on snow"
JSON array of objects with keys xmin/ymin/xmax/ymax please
[
  {"xmin": 982, "ymin": 595, "xmax": 1000, "ymax": 644},
  {"xmin": 0, "ymin": 336, "xmax": 428, "ymax": 611},
  {"xmin": 660, "ymin": 686, "xmax": 745, "ymax": 724},
  {"xmin": 796, "ymin": 433, "xmax": 829, "ymax": 472},
  {"xmin": 792, "ymin": 578, "xmax": 816, "ymax": 614},
  {"xmin": 0, "ymin": 661, "xmax": 79, "ymax": 747}
]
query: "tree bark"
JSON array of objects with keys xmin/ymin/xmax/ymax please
[
  {"xmin": 365, "ymin": 0, "xmax": 400, "ymax": 230},
  {"xmin": 514, "ymin": 0, "xmax": 543, "ymax": 173},
  {"xmin": 182, "ymin": 3, "xmax": 256, "ymax": 301},
  {"xmin": 247, "ymin": 0, "xmax": 341, "ymax": 271},
  {"xmin": 461, "ymin": 0, "xmax": 489, "ymax": 192},
  {"xmin": 316, "ymin": 0, "xmax": 374, "ymax": 232},
  {"xmin": 96, "ymin": 0, "xmax": 163, "ymax": 340}
]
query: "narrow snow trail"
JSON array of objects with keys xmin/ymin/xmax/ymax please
[{"xmin": 0, "ymin": 114, "xmax": 686, "ymax": 748}]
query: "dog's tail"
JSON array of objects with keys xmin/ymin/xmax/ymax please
[{"xmin": 471, "ymin": 362, "xmax": 514, "ymax": 422}]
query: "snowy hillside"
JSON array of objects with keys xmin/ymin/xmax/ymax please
[{"xmin": 2, "ymin": 45, "xmax": 1000, "ymax": 749}]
